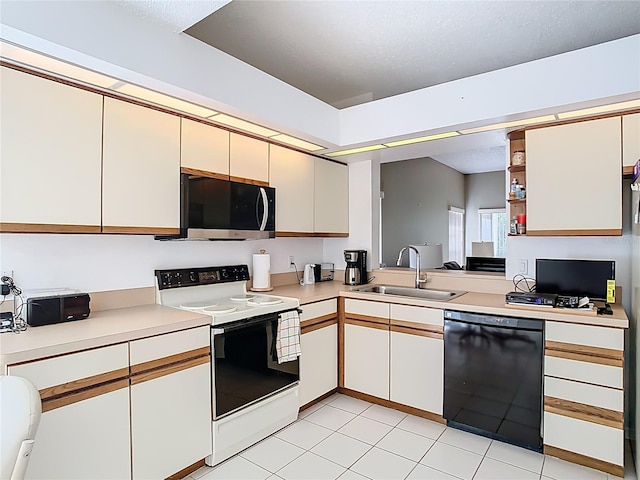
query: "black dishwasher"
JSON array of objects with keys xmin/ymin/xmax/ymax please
[{"xmin": 443, "ymin": 310, "xmax": 543, "ymax": 452}]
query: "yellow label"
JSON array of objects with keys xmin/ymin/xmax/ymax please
[{"xmin": 607, "ymin": 280, "xmax": 616, "ymax": 303}]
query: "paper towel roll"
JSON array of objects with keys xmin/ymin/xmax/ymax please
[{"xmin": 251, "ymin": 250, "xmax": 272, "ymax": 291}]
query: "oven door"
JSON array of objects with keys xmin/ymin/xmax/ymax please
[{"xmin": 211, "ymin": 311, "xmax": 299, "ymax": 420}]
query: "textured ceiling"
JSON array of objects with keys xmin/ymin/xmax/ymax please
[{"xmin": 186, "ymin": 0, "xmax": 640, "ymax": 108}]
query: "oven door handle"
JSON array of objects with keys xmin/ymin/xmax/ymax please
[{"xmin": 211, "ymin": 308, "xmax": 302, "ymax": 335}]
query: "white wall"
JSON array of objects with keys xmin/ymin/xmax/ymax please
[
  {"xmin": 0, "ymin": 234, "xmax": 324, "ymax": 292},
  {"xmin": 464, "ymin": 171, "xmax": 506, "ymax": 255}
]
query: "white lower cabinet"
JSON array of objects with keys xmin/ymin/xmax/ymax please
[
  {"xmin": 344, "ymin": 323, "xmax": 389, "ymax": 399},
  {"xmin": 25, "ymin": 387, "xmax": 132, "ymax": 480},
  {"xmin": 390, "ymin": 331, "xmax": 443, "ymax": 414}
]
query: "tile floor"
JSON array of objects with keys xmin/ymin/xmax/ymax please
[{"xmin": 189, "ymin": 393, "xmax": 638, "ymax": 480}]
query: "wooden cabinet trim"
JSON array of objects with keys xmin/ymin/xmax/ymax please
[
  {"xmin": 527, "ymin": 228, "xmax": 622, "ymax": 236},
  {"xmin": 130, "ymin": 354, "xmax": 210, "ymax": 385},
  {"xmin": 390, "ymin": 319, "xmax": 443, "ymax": 334},
  {"xmin": 229, "ymin": 176, "xmax": 269, "ymax": 187},
  {"xmin": 301, "ymin": 314, "xmax": 337, "ymax": 333},
  {"xmin": 622, "ymin": 165, "xmax": 634, "ymax": 177},
  {"xmin": 390, "ymin": 325, "xmax": 443, "ymax": 340},
  {"xmin": 0, "ymin": 223, "xmax": 101, "ymax": 234},
  {"xmin": 180, "ymin": 167, "xmax": 229, "ymax": 181},
  {"xmin": 41, "ymin": 378, "xmax": 129, "ymax": 413},
  {"xmin": 276, "ymin": 232, "xmax": 349, "ymax": 238},
  {"xmin": 130, "ymin": 346, "xmax": 210, "ymax": 375},
  {"xmin": 102, "ymin": 226, "xmax": 181, "ymax": 235},
  {"xmin": 545, "ymin": 341, "xmax": 623, "ymax": 367},
  {"xmin": 38, "ymin": 367, "xmax": 130, "ymax": 402},
  {"xmin": 313, "ymin": 232, "xmax": 349, "ymax": 238},
  {"xmin": 165, "ymin": 459, "xmax": 206, "ymax": 480},
  {"xmin": 345, "ymin": 317, "xmax": 389, "ymax": 331},
  {"xmin": 544, "ymin": 445, "xmax": 623, "ymax": 478},
  {"xmin": 338, "ymin": 297, "xmax": 346, "ymax": 389},
  {"xmin": 544, "ymin": 395, "xmax": 623, "ymax": 429},
  {"xmin": 344, "ymin": 313, "xmax": 389, "ymax": 325}
]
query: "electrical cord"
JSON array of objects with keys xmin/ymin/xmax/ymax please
[
  {"xmin": 0, "ymin": 276, "xmax": 28, "ymax": 333},
  {"xmin": 291, "ymin": 262, "xmax": 303, "ymax": 286},
  {"xmin": 512, "ymin": 274, "xmax": 536, "ymax": 293}
]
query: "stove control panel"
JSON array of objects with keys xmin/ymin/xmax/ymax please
[{"xmin": 155, "ymin": 265, "xmax": 250, "ymax": 289}]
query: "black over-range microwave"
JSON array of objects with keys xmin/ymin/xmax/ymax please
[{"xmin": 156, "ymin": 174, "xmax": 276, "ymax": 240}]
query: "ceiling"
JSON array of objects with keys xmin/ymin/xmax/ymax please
[{"xmin": 185, "ymin": 1, "xmax": 640, "ymax": 109}]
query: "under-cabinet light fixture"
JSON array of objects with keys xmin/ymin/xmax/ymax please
[
  {"xmin": 326, "ymin": 144, "xmax": 387, "ymax": 157},
  {"xmin": 383, "ymin": 131, "xmax": 460, "ymax": 147},
  {"xmin": 114, "ymin": 83, "xmax": 219, "ymax": 118},
  {"xmin": 270, "ymin": 134, "xmax": 324, "ymax": 151},
  {"xmin": 557, "ymin": 99, "xmax": 640, "ymax": 120},
  {"xmin": 459, "ymin": 115, "xmax": 557, "ymax": 134},
  {"xmin": 208, "ymin": 114, "xmax": 280, "ymax": 138}
]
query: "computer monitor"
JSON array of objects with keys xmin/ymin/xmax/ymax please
[{"xmin": 535, "ymin": 259, "xmax": 615, "ymax": 301}]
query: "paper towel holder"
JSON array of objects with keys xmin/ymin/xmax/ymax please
[{"xmin": 250, "ymin": 249, "xmax": 274, "ymax": 292}]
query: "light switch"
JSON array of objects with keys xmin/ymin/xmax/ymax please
[{"xmin": 518, "ymin": 259, "xmax": 528, "ymax": 274}]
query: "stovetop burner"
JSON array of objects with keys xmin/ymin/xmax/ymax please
[
  {"xmin": 229, "ymin": 294, "xmax": 256, "ymax": 302},
  {"xmin": 203, "ymin": 305, "xmax": 237, "ymax": 314},
  {"xmin": 247, "ymin": 296, "xmax": 283, "ymax": 306},
  {"xmin": 179, "ymin": 300, "xmax": 219, "ymax": 310}
]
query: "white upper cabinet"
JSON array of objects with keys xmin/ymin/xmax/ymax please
[
  {"xmin": 622, "ymin": 113, "xmax": 640, "ymax": 167},
  {"xmin": 181, "ymin": 118, "xmax": 230, "ymax": 176},
  {"xmin": 268, "ymin": 145, "xmax": 314, "ymax": 233},
  {"xmin": 229, "ymin": 133, "xmax": 269, "ymax": 184},
  {"xmin": 0, "ymin": 67, "xmax": 103, "ymax": 232},
  {"xmin": 314, "ymin": 160, "xmax": 349, "ymax": 234},
  {"xmin": 102, "ymin": 97, "xmax": 181, "ymax": 234},
  {"xmin": 526, "ymin": 116, "xmax": 622, "ymax": 235}
]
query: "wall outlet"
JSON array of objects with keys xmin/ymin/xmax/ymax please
[
  {"xmin": 288, "ymin": 256, "xmax": 295, "ymax": 268},
  {"xmin": 518, "ymin": 260, "xmax": 528, "ymax": 275}
]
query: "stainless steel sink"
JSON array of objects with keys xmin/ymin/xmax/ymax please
[{"xmin": 352, "ymin": 285, "xmax": 467, "ymax": 301}]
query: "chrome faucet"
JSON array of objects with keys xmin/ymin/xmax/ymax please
[{"xmin": 396, "ymin": 245, "xmax": 428, "ymax": 289}]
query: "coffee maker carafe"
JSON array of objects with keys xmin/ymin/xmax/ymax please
[{"xmin": 344, "ymin": 250, "xmax": 367, "ymax": 285}]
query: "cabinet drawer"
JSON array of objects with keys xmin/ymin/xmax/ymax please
[
  {"xmin": 544, "ymin": 356, "xmax": 622, "ymax": 389},
  {"xmin": 300, "ymin": 299, "xmax": 337, "ymax": 322},
  {"xmin": 344, "ymin": 299, "xmax": 389, "ymax": 320},
  {"xmin": 544, "ymin": 376, "xmax": 622, "ymax": 412},
  {"xmin": 544, "ymin": 412, "xmax": 623, "ymax": 467},
  {"xmin": 545, "ymin": 322, "xmax": 623, "ymax": 350},
  {"xmin": 8, "ymin": 343, "xmax": 129, "ymax": 391},
  {"xmin": 130, "ymin": 326, "xmax": 210, "ymax": 368},
  {"xmin": 390, "ymin": 304, "xmax": 443, "ymax": 327}
]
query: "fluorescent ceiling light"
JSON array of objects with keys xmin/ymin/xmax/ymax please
[
  {"xmin": 210, "ymin": 114, "xmax": 279, "ymax": 137},
  {"xmin": 270, "ymin": 134, "xmax": 324, "ymax": 151},
  {"xmin": 459, "ymin": 115, "xmax": 557, "ymax": 134},
  {"xmin": 384, "ymin": 131, "xmax": 460, "ymax": 147},
  {"xmin": 326, "ymin": 145, "xmax": 387, "ymax": 157},
  {"xmin": 0, "ymin": 41, "xmax": 118, "ymax": 89},
  {"xmin": 557, "ymin": 99, "xmax": 640, "ymax": 119},
  {"xmin": 115, "ymin": 83, "xmax": 218, "ymax": 118}
]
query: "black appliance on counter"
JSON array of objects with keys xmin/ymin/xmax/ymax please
[
  {"xmin": 443, "ymin": 310, "xmax": 544, "ymax": 452},
  {"xmin": 344, "ymin": 250, "xmax": 367, "ymax": 285},
  {"xmin": 156, "ymin": 174, "xmax": 276, "ymax": 241},
  {"xmin": 535, "ymin": 259, "xmax": 615, "ymax": 301}
]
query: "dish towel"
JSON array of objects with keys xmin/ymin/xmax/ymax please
[{"xmin": 276, "ymin": 310, "xmax": 302, "ymax": 364}]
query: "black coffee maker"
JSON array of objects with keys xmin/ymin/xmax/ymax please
[{"xmin": 344, "ymin": 250, "xmax": 367, "ymax": 285}]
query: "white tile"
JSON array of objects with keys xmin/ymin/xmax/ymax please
[
  {"xmin": 361, "ymin": 404, "xmax": 407, "ymax": 426},
  {"xmin": 338, "ymin": 415, "xmax": 394, "ymax": 445},
  {"xmin": 198, "ymin": 456, "xmax": 271, "ymax": 480},
  {"xmin": 241, "ymin": 436, "xmax": 305, "ymax": 473},
  {"xmin": 299, "ymin": 402, "xmax": 324, "ymax": 419},
  {"xmin": 351, "ymin": 447, "xmax": 417, "ymax": 480},
  {"xmin": 311, "ymin": 432, "xmax": 372, "ymax": 468},
  {"xmin": 276, "ymin": 452, "xmax": 346, "ymax": 480},
  {"xmin": 376, "ymin": 428, "xmax": 435, "ymax": 462},
  {"xmin": 338, "ymin": 470, "xmax": 371, "ymax": 480},
  {"xmin": 396, "ymin": 415, "xmax": 447, "ymax": 440},
  {"xmin": 419, "ymin": 442, "xmax": 483, "ymax": 480},
  {"xmin": 542, "ymin": 456, "xmax": 608, "ymax": 480},
  {"xmin": 327, "ymin": 394, "xmax": 372, "ymax": 414},
  {"xmin": 437, "ymin": 427, "xmax": 491, "ymax": 455},
  {"xmin": 191, "ymin": 465, "xmax": 215, "ymax": 479},
  {"xmin": 406, "ymin": 464, "xmax": 461, "ymax": 480},
  {"xmin": 320, "ymin": 393, "xmax": 341, "ymax": 404},
  {"xmin": 276, "ymin": 419, "xmax": 333, "ymax": 450},
  {"xmin": 485, "ymin": 440, "xmax": 544, "ymax": 474},
  {"xmin": 267, "ymin": 476, "xmax": 284, "ymax": 480},
  {"xmin": 305, "ymin": 405, "xmax": 357, "ymax": 431},
  {"xmin": 474, "ymin": 457, "xmax": 540, "ymax": 480}
]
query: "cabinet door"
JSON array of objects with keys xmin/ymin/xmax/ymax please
[
  {"xmin": 344, "ymin": 324, "xmax": 389, "ymax": 399},
  {"xmin": 229, "ymin": 133, "xmax": 269, "ymax": 184},
  {"xmin": 181, "ymin": 118, "xmax": 230, "ymax": 176},
  {"xmin": 300, "ymin": 324, "xmax": 338, "ymax": 406},
  {"xmin": 622, "ymin": 113, "xmax": 640, "ymax": 167},
  {"xmin": 0, "ymin": 67, "xmax": 103, "ymax": 232},
  {"xmin": 390, "ymin": 331, "xmax": 443, "ymax": 414},
  {"xmin": 526, "ymin": 117, "xmax": 622, "ymax": 234},
  {"xmin": 314, "ymin": 160, "xmax": 349, "ymax": 234},
  {"xmin": 269, "ymin": 145, "xmax": 314, "ymax": 234},
  {"xmin": 24, "ymin": 387, "xmax": 131, "ymax": 480},
  {"xmin": 102, "ymin": 97, "xmax": 180, "ymax": 234}
]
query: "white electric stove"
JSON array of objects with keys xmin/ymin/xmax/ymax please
[{"xmin": 155, "ymin": 265, "xmax": 301, "ymax": 466}]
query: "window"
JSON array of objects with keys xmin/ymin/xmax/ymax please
[
  {"xmin": 478, "ymin": 208, "xmax": 507, "ymax": 257},
  {"xmin": 448, "ymin": 207, "xmax": 465, "ymax": 265}
]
